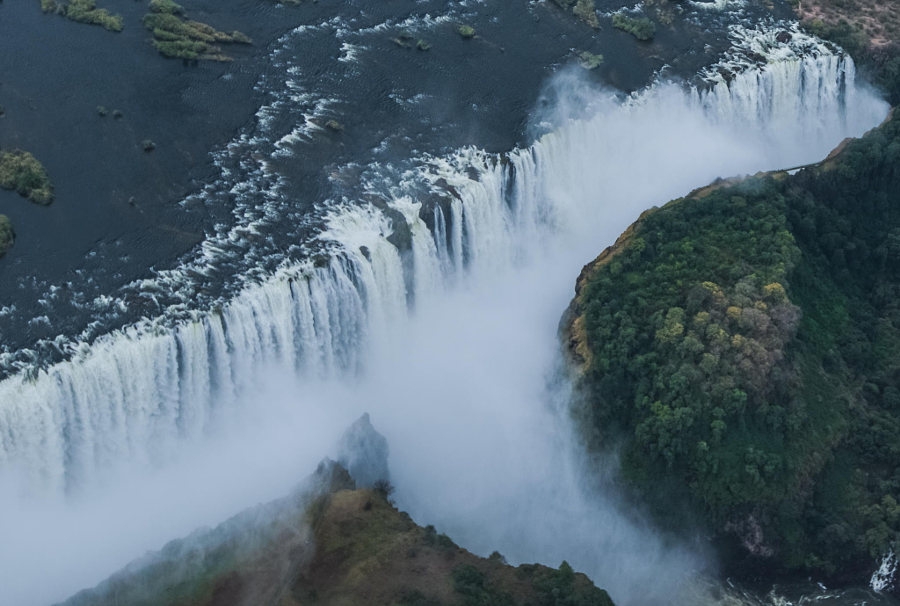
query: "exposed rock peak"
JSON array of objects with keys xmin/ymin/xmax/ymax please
[{"xmin": 337, "ymin": 413, "xmax": 391, "ymax": 489}]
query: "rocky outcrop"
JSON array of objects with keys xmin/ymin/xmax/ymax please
[{"xmin": 337, "ymin": 412, "xmax": 390, "ymax": 489}]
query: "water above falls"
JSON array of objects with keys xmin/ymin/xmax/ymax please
[{"xmin": 0, "ymin": 23, "xmax": 891, "ymax": 606}]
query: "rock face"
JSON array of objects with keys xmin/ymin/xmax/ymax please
[{"xmin": 337, "ymin": 412, "xmax": 391, "ymax": 488}]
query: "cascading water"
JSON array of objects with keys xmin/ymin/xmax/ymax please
[
  {"xmin": 0, "ymin": 22, "xmax": 892, "ymax": 606},
  {"xmin": 0, "ymin": 23, "xmax": 887, "ymax": 498}
]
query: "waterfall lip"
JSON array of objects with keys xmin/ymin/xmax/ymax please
[
  {"xmin": 0, "ymin": 20, "xmax": 873, "ymax": 382},
  {"xmin": 698, "ymin": 21, "xmax": 844, "ymax": 86}
]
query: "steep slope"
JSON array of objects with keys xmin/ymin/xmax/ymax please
[
  {"xmin": 58, "ymin": 460, "xmax": 614, "ymax": 606},
  {"xmin": 564, "ymin": 110, "xmax": 900, "ymax": 590}
]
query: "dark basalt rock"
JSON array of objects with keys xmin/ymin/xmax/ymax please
[{"xmin": 337, "ymin": 413, "xmax": 390, "ymax": 489}]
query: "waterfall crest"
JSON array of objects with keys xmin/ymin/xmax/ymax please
[{"xmin": 0, "ymin": 27, "xmax": 888, "ymax": 495}]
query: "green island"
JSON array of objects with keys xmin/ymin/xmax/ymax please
[
  {"xmin": 0, "ymin": 149, "xmax": 53, "ymax": 205},
  {"xmin": 564, "ymin": 111, "xmax": 900, "ymax": 580},
  {"xmin": 579, "ymin": 51, "xmax": 604, "ymax": 70},
  {"xmin": 39, "ymin": 0, "xmax": 123, "ymax": 32},
  {"xmin": 552, "ymin": 0, "xmax": 600, "ymax": 29},
  {"xmin": 611, "ymin": 13, "xmax": 656, "ymax": 41},
  {"xmin": 59, "ymin": 460, "xmax": 614, "ymax": 606},
  {"xmin": 143, "ymin": 0, "xmax": 251, "ymax": 61}
]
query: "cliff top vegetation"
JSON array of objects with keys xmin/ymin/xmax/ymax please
[{"xmin": 566, "ymin": 110, "xmax": 900, "ymax": 583}]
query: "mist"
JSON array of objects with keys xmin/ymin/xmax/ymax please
[{"xmin": 0, "ymin": 63, "xmax": 889, "ymax": 606}]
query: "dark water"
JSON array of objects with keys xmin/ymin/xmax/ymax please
[{"xmin": 0, "ymin": 0, "xmax": 781, "ymax": 374}]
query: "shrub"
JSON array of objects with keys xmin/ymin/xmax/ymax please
[
  {"xmin": 611, "ymin": 13, "xmax": 656, "ymax": 40},
  {"xmin": 423, "ymin": 524, "xmax": 437, "ymax": 546},
  {"xmin": 452, "ymin": 565, "xmax": 513, "ymax": 606},
  {"xmin": 142, "ymin": 140, "xmax": 156, "ymax": 152},
  {"xmin": 325, "ymin": 119, "xmax": 345, "ymax": 132},
  {"xmin": 97, "ymin": 106, "xmax": 108, "ymax": 116},
  {"xmin": 112, "ymin": 109, "xmax": 123, "ymax": 119},
  {"xmin": 579, "ymin": 51, "xmax": 604, "ymax": 69},
  {"xmin": 458, "ymin": 25, "xmax": 476, "ymax": 39},
  {"xmin": 0, "ymin": 150, "xmax": 54, "ymax": 205},
  {"xmin": 372, "ymin": 478, "xmax": 394, "ymax": 500},
  {"xmin": 0, "ymin": 215, "xmax": 14, "ymax": 257},
  {"xmin": 416, "ymin": 39, "xmax": 431, "ymax": 51},
  {"xmin": 435, "ymin": 533, "xmax": 455, "ymax": 549}
]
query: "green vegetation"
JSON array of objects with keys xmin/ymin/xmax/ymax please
[
  {"xmin": 458, "ymin": 25, "xmax": 476, "ymax": 39},
  {"xmin": 526, "ymin": 561, "xmax": 615, "ymax": 606},
  {"xmin": 0, "ymin": 215, "xmax": 14, "ymax": 257},
  {"xmin": 0, "ymin": 149, "xmax": 53, "ymax": 205},
  {"xmin": 611, "ymin": 13, "xmax": 656, "ymax": 40},
  {"xmin": 553, "ymin": 0, "xmax": 600, "ymax": 28},
  {"xmin": 568, "ymin": 111, "xmax": 900, "ymax": 580},
  {"xmin": 452, "ymin": 564, "xmax": 514, "ymax": 606},
  {"xmin": 143, "ymin": 0, "xmax": 251, "ymax": 61},
  {"xmin": 112, "ymin": 109, "xmax": 122, "ymax": 119},
  {"xmin": 96, "ymin": 106, "xmax": 108, "ymax": 117},
  {"xmin": 325, "ymin": 119, "xmax": 345, "ymax": 132},
  {"xmin": 417, "ymin": 39, "xmax": 431, "ymax": 51},
  {"xmin": 579, "ymin": 51, "xmax": 604, "ymax": 69},
  {"xmin": 142, "ymin": 140, "xmax": 156, "ymax": 152},
  {"xmin": 573, "ymin": 0, "xmax": 600, "ymax": 29},
  {"xmin": 40, "ymin": 0, "xmax": 123, "ymax": 32}
]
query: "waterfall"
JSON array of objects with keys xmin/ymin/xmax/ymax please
[{"xmin": 0, "ymin": 26, "xmax": 888, "ymax": 497}]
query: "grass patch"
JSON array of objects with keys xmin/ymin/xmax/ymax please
[
  {"xmin": 611, "ymin": 13, "xmax": 656, "ymax": 40},
  {"xmin": 40, "ymin": 0, "xmax": 123, "ymax": 32},
  {"xmin": 0, "ymin": 150, "xmax": 54, "ymax": 205},
  {"xmin": 0, "ymin": 215, "xmax": 14, "ymax": 257},
  {"xmin": 143, "ymin": 0, "xmax": 252, "ymax": 61},
  {"xmin": 458, "ymin": 25, "xmax": 476, "ymax": 39}
]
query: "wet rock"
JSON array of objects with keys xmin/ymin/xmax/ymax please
[{"xmin": 337, "ymin": 413, "xmax": 390, "ymax": 488}]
